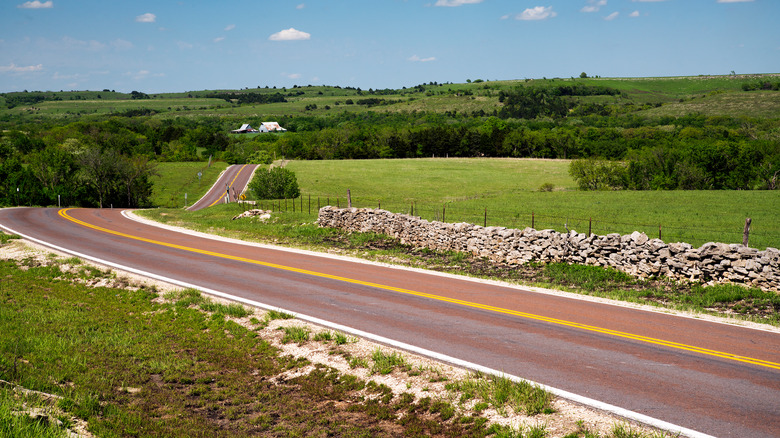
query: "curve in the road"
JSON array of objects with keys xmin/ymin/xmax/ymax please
[
  {"xmin": 2, "ymin": 207, "xmax": 778, "ymax": 438},
  {"xmin": 187, "ymin": 164, "xmax": 258, "ymax": 211},
  {"xmin": 57, "ymin": 207, "xmax": 780, "ymax": 372}
]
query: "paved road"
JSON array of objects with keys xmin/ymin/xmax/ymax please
[
  {"xmin": 1, "ymin": 207, "xmax": 779, "ymax": 438},
  {"xmin": 186, "ymin": 164, "xmax": 258, "ymax": 211}
]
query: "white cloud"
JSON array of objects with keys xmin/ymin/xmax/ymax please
[
  {"xmin": 435, "ymin": 0, "xmax": 483, "ymax": 6},
  {"xmin": 176, "ymin": 41, "xmax": 193, "ymax": 50},
  {"xmin": 135, "ymin": 13, "xmax": 156, "ymax": 23},
  {"xmin": 0, "ymin": 63, "xmax": 44, "ymax": 73},
  {"xmin": 717, "ymin": 0, "xmax": 754, "ymax": 2},
  {"xmin": 269, "ymin": 28, "xmax": 311, "ymax": 41},
  {"xmin": 224, "ymin": 24, "xmax": 235, "ymax": 31},
  {"xmin": 581, "ymin": 0, "xmax": 606, "ymax": 13},
  {"xmin": 286, "ymin": 73, "xmax": 302, "ymax": 79},
  {"xmin": 214, "ymin": 37, "xmax": 225, "ymax": 43},
  {"xmin": 629, "ymin": 10, "xmax": 640, "ymax": 17},
  {"xmin": 125, "ymin": 70, "xmax": 164, "ymax": 80},
  {"xmin": 111, "ymin": 39, "xmax": 134, "ymax": 51},
  {"xmin": 632, "ymin": 0, "xmax": 666, "ymax": 2},
  {"xmin": 17, "ymin": 1, "xmax": 53, "ymax": 9},
  {"xmin": 517, "ymin": 6, "xmax": 557, "ymax": 21},
  {"xmin": 408, "ymin": 55, "xmax": 436, "ymax": 62},
  {"xmin": 296, "ymin": 3, "xmax": 305, "ymax": 9},
  {"xmin": 61, "ymin": 36, "xmax": 105, "ymax": 51},
  {"xmin": 604, "ymin": 11, "xmax": 619, "ymax": 20}
]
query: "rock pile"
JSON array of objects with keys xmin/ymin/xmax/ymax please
[
  {"xmin": 318, "ymin": 206, "xmax": 779, "ymax": 291},
  {"xmin": 232, "ymin": 209, "xmax": 272, "ymax": 221}
]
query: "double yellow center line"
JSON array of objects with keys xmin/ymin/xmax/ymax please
[
  {"xmin": 207, "ymin": 164, "xmax": 248, "ymax": 207},
  {"xmin": 59, "ymin": 208, "xmax": 780, "ymax": 371}
]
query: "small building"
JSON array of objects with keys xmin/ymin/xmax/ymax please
[
  {"xmin": 230, "ymin": 124, "xmax": 258, "ymax": 133},
  {"xmin": 260, "ymin": 122, "xmax": 287, "ymax": 132},
  {"xmin": 230, "ymin": 122, "xmax": 286, "ymax": 133}
]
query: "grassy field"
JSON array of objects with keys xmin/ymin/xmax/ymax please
[
  {"xmin": 272, "ymin": 158, "xmax": 780, "ymax": 250},
  {"xmin": 4, "ymin": 74, "xmax": 779, "ymax": 120}
]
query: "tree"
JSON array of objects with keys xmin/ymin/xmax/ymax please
[
  {"xmin": 117, "ymin": 155, "xmax": 157, "ymax": 207},
  {"xmin": 569, "ymin": 158, "xmax": 628, "ymax": 191},
  {"xmin": 580, "ymin": 72, "xmax": 588, "ymax": 79},
  {"xmin": 78, "ymin": 147, "xmax": 120, "ymax": 208},
  {"xmin": 248, "ymin": 167, "xmax": 300, "ymax": 200}
]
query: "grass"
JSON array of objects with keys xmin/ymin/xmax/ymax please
[
  {"xmin": 1, "ymin": 256, "xmax": 514, "ymax": 437},
  {"xmin": 280, "ymin": 158, "xmax": 780, "ymax": 250},
  {"xmin": 0, "ymin": 387, "xmax": 71, "ymax": 438},
  {"xmin": 447, "ymin": 374, "xmax": 554, "ymax": 417},
  {"xmin": 5, "ymin": 75, "xmax": 778, "ymax": 122}
]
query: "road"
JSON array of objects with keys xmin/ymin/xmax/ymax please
[
  {"xmin": 186, "ymin": 164, "xmax": 259, "ymax": 211},
  {"xmin": 1, "ymin": 207, "xmax": 779, "ymax": 438}
]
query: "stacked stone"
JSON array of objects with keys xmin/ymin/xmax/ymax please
[{"xmin": 317, "ymin": 206, "xmax": 779, "ymax": 291}]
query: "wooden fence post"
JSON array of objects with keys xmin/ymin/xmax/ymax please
[
  {"xmin": 743, "ymin": 218, "xmax": 752, "ymax": 247},
  {"xmin": 443, "ymin": 205, "xmax": 446, "ymax": 223},
  {"xmin": 659, "ymin": 224, "xmax": 662, "ymax": 241},
  {"xmin": 484, "ymin": 207, "xmax": 487, "ymax": 227},
  {"xmin": 588, "ymin": 217, "xmax": 592, "ymax": 237},
  {"xmin": 531, "ymin": 212, "xmax": 535, "ymax": 229},
  {"xmin": 347, "ymin": 189, "xmax": 352, "ymax": 208}
]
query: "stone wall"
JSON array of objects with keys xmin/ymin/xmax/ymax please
[{"xmin": 317, "ymin": 206, "xmax": 780, "ymax": 292}]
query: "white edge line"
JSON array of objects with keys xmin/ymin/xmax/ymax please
[
  {"xmin": 0, "ymin": 221, "xmax": 716, "ymax": 438},
  {"xmin": 186, "ymin": 165, "xmax": 231, "ymax": 211}
]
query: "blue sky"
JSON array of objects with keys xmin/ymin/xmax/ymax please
[{"xmin": 1, "ymin": 0, "xmax": 777, "ymax": 93}]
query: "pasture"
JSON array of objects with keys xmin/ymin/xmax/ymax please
[{"xmin": 277, "ymin": 158, "xmax": 780, "ymax": 250}]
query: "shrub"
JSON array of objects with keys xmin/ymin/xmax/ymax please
[{"xmin": 248, "ymin": 167, "xmax": 300, "ymax": 200}]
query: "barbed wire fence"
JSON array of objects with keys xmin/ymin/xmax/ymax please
[{"xmin": 249, "ymin": 193, "xmax": 778, "ymax": 251}]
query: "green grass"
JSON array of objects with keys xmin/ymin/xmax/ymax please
[
  {"xmin": 1, "ymin": 256, "xmax": 507, "ymax": 437},
  {"xmin": 447, "ymin": 373, "xmax": 554, "ymax": 417},
  {"xmin": 0, "ymin": 387, "xmax": 71, "ymax": 438},
  {"xmin": 281, "ymin": 158, "xmax": 780, "ymax": 249},
  {"xmin": 4, "ymin": 74, "xmax": 778, "ymax": 122}
]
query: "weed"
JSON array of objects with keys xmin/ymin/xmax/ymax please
[
  {"xmin": 0, "ymin": 233, "xmax": 21, "ymax": 245},
  {"xmin": 281, "ymin": 326, "xmax": 310, "ymax": 344},
  {"xmin": 333, "ymin": 332, "xmax": 350, "ymax": 345},
  {"xmin": 348, "ymin": 356, "xmax": 369, "ymax": 369},
  {"xmin": 370, "ymin": 348, "xmax": 408, "ymax": 375},
  {"xmin": 313, "ymin": 331, "xmax": 333, "ymax": 342}
]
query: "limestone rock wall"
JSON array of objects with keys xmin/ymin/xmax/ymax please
[{"xmin": 317, "ymin": 206, "xmax": 779, "ymax": 292}]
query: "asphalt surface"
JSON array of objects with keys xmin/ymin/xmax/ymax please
[
  {"xmin": 186, "ymin": 164, "xmax": 259, "ymax": 211},
  {"xmin": 1, "ymin": 207, "xmax": 779, "ymax": 438}
]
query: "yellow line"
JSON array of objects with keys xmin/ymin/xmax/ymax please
[
  {"xmin": 207, "ymin": 164, "xmax": 248, "ymax": 208},
  {"xmin": 59, "ymin": 208, "xmax": 780, "ymax": 371}
]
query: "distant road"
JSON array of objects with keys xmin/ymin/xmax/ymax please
[
  {"xmin": 1, "ymin": 207, "xmax": 779, "ymax": 437},
  {"xmin": 187, "ymin": 164, "xmax": 258, "ymax": 211}
]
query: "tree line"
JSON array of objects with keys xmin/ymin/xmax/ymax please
[{"xmin": 1, "ymin": 85, "xmax": 778, "ymax": 208}]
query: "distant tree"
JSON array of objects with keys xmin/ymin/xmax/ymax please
[
  {"xmin": 580, "ymin": 72, "xmax": 588, "ymax": 79},
  {"xmin": 569, "ymin": 158, "xmax": 628, "ymax": 191},
  {"xmin": 248, "ymin": 167, "xmax": 300, "ymax": 200}
]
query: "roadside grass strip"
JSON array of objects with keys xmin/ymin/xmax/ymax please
[{"xmin": 0, "ymin": 258, "xmax": 515, "ymax": 437}]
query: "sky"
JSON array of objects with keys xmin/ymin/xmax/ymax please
[{"xmin": 1, "ymin": 0, "xmax": 778, "ymax": 94}]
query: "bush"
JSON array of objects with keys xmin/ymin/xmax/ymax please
[{"xmin": 248, "ymin": 167, "xmax": 300, "ymax": 200}]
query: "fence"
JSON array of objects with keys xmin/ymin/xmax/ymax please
[{"xmin": 242, "ymin": 193, "xmax": 779, "ymax": 251}]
